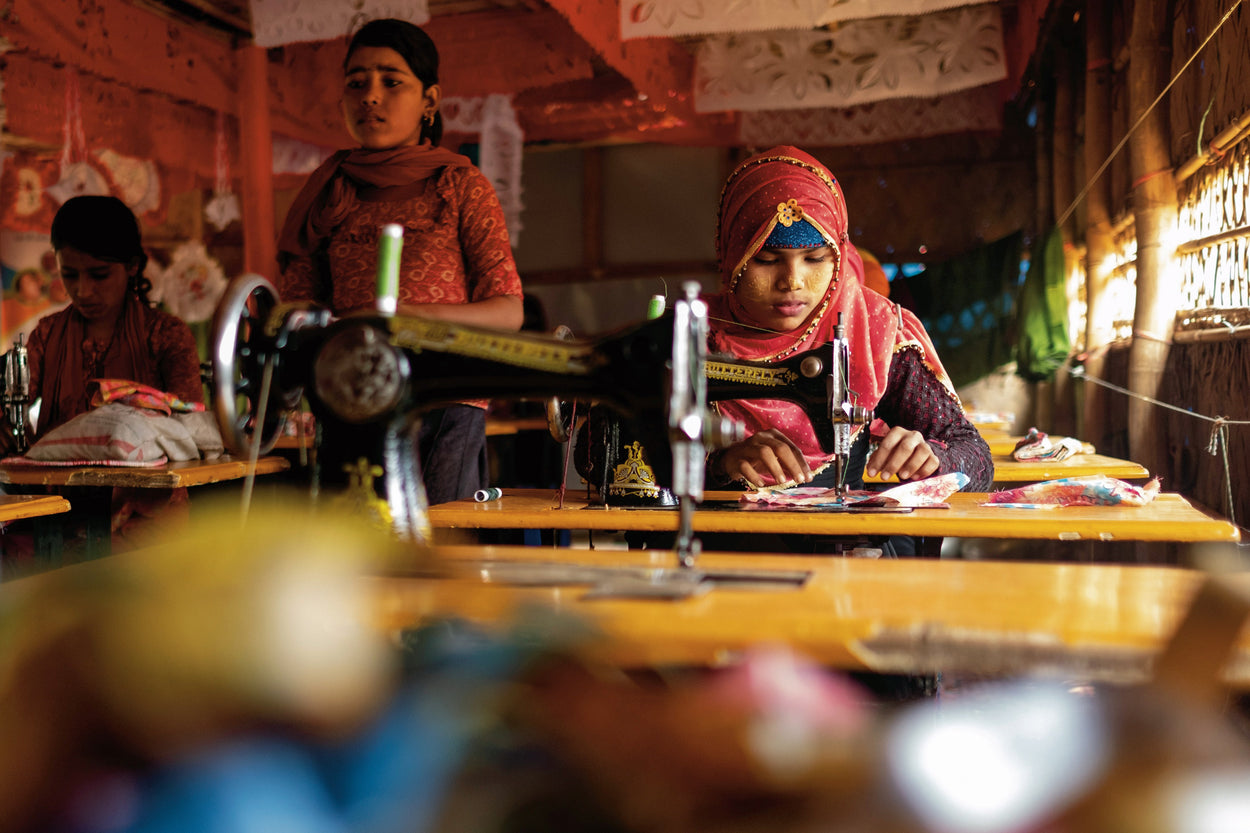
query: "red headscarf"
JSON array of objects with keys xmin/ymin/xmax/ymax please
[
  {"xmin": 707, "ymin": 146, "xmax": 954, "ymax": 470},
  {"xmin": 276, "ymin": 144, "xmax": 472, "ymax": 266}
]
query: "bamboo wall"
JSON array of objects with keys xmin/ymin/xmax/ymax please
[{"xmin": 1038, "ymin": 0, "xmax": 1250, "ymax": 532}]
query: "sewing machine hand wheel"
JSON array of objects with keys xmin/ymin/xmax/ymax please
[
  {"xmin": 546, "ymin": 324, "xmax": 579, "ymax": 442},
  {"xmin": 211, "ymin": 274, "xmax": 290, "ymax": 457}
]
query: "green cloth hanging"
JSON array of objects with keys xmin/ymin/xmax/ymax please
[{"xmin": 1016, "ymin": 225, "xmax": 1071, "ymax": 382}]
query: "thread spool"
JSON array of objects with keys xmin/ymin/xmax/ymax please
[
  {"xmin": 647, "ymin": 294, "xmax": 666, "ymax": 320},
  {"xmin": 376, "ymin": 223, "xmax": 403, "ymax": 314},
  {"xmin": 474, "ymin": 487, "xmax": 503, "ymax": 502}
]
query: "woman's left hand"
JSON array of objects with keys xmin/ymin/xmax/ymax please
[{"xmin": 865, "ymin": 427, "xmax": 939, "ymax": 481}]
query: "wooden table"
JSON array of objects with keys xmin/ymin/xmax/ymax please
[
  {"xmin": 866, "ymin": 452, "xmax": 1150, "ymax": 484},
  {"xmin": 0, "ymin": 494, "xmax": 72, "ymax": 577},
  {"xmin": 0, "ymin": 494, "xmax": 71, "ymax": 523},
  {"xmin": 0, "ymin": 455, "xmax": 290, "ymax": 488},
  {"xmin": 369, "ymin": 544, "xmax": 1250, "ymax": 686},
  {"xmin": 0, "ymin": 456, "xmax": 291, "ymax": 561},
  {"xmin": 427, "ymin": 488, "xmax": 1238, "ymax": 544}
]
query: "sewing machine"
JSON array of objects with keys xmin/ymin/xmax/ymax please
[
  {"xmin": 1, "ymin": 336, "xmax": 31, "ymax": 454},
  {"xmin": 211, "ymin": 276, "xmax": 744, "ymax": 564},
  {"xmin": 210, "ymin": 276, "xmax": 873, "ymax": 561},
  {"xmin": 574, "ymin": 310, "xmax": 873, "ymax": 504}
]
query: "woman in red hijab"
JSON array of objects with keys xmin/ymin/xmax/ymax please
[
  {"xmin": 706, "ymin": 147, "xmax": 991, "ymax": 493},
  {"xmin": 277, "ymin": 18, "xmax": 524, "ymax": 505}
]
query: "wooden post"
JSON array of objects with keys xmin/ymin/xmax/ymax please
[
  {"xmin": 238, "ymin": 45, "xmax": 277, "ymax": 279},
  {"xmin": 1081, "ymin": 1, "xmax": 1114, "ymax": 443},
  {"xmin": 1126, "ymin": 0, "xmax": 1178, "ymax": 476},
  {"xmin": 1037, "ymin": 58, "xmax": 1076, "ymax": 432}
]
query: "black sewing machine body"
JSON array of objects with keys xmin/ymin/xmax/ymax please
[{"xmin": 211, "ymin": 275, "xmax": 859, "ymax": 532}]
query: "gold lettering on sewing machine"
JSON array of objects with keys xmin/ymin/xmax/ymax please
[
  {"xmin": 388, "ymin": 318, "xmax": 604, "ymax": 373},
  {"xmin": 705, "ymin": 361, "xmax": 798, "ymax": 387}
]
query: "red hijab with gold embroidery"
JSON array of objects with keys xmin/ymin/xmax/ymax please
[{"xmin": 707, "ymin": 146, "xmax": 953, "ymax": 471}]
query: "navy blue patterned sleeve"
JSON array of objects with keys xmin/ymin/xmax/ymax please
[{"xmin": 873, "ymin": 347, "xmax": 994, "ymax": 490}]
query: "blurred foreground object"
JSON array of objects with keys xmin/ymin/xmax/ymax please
[{"xmin": 0, "ymin": 496, "xmax": 405, "ymax": 832}]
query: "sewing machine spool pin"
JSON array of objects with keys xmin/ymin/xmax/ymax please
[
  {"xmin": 828, "ymin": 313, "xmax": 873, "ymax": 499},
  {"xmin": 2, "ymin": 335, "xmax": 31, "ymax": 453}
]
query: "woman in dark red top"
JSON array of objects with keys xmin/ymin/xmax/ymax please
[
  {"xmin": 278, "ymin": 18, "xmax": 524, "ymax": 505},
  {"xmin": 7, "ymin": 195, "xmax": 203, "ymax": 547}
]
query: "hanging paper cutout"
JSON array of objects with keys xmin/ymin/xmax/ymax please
[
  {"xmin": 477, "ymin": 95, "xmax": 525, "ymax": 248},
  {"xmin": 248, "ymin": 0, "xmax": 429, "ymax": 47},
  {"xmin": 14, "ymin": 168, "xmax": 44, "ymax": 217},
  {"xmin": 694, "ymin": 5, "xmax": 1007, "ymax": 113},
  {"xmin": 148, "ymin": 242, "xmax": 228, "ymax": 324},
  {"xmin": 442, "ymin": 95, "xmax": 526, "ymax": 248},
  {"xmin": 623, "ymin": 0, "xmax": 994, "ymax": 39},
  {"xmin": 48, "ymin": 70, "xmax": 109, "ymax": 206},
  {"xmin": 95, "ymin": 149, "xmax": 161, "ymax": 217},
  {"xmin": 204, "ymin": 111, "xmax": 240, "ymax": 232}
]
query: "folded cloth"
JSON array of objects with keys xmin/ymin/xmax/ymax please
[
  {"xmin": 1012, "ymin": 428, "xmax": 1096, "ymax": 461},
  {"xmin": 984, "ymin": 475, "xmax": 1161, "ymax": 507},
  {"xmin": 22, "ymin": 402, "xmax": 200, "ymax": 465},
  {"xmin": 89, "ymin": 378, "xmax": 206, "ymax": 416},
  {"xmin": 743, "ymin": 472, "xmax": 970, "ymax": 508}
]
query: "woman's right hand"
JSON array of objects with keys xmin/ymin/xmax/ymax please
[{"xmin": 715, "ymin": 429, "xmax": 812, "ymax": 489}]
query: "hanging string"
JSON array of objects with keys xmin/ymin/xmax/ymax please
[
  {"xmin": 1205, "ymin": 417, "xmax": 1238, "ymax": 529},
  {"xmin": 1071, "ymin": 365, "xmax": 1249, "ymax": 534},
  {"xmin": 1054, "ymin": 0, "xmax": 1245, "ymax": 231},
  {"xmin": 214, "ymin": 111, "xmax": 231, "ymax": 197},
  {"xmin": 60, "ymin": 69, "xmax": 89, "ymax": 171},
  {"xmin": 1069, "ymin": 365, "xmax": 1250, "ymax": 426}
]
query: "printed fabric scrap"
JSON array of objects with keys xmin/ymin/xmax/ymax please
[
  {"xmin": 1011, "ymin": 427, "xmax": 1095, "ymax": 461},
  {"xmin": 743, "ymin": 472, "xmax": 969, "ymax": 508},
  {"xmin": 985, "ymin": 475, "xmax": 1161, "ymax": 507},
  {"xmin": 89, "ymin": 378, "xmax": 206, "ymax": 416}
]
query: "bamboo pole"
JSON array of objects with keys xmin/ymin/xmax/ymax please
[
  {"xmin": 1080, "ymin": 1, "xmax": 1114, "ymax": 443},
  {"xmin": 1126, "ymin": 0, "xmax": 1179, "ymax": 477}
]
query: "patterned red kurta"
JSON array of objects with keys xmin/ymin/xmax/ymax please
[
  {"xmin": 27, "ymin": 303, "xmax": 203, "ymax": 438},
  {"xmin": 278, "ymin": 165, "xmax": 522, "ymax": 315}
]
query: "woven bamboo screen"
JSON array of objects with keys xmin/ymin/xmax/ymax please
[
  {"xmin": 1177, "ymin": 140, "xmax": 1250, "ymax": 311},
  {"xmin": 1169, "ymin": 0, "xmax": 1250, "ymax": 163}
]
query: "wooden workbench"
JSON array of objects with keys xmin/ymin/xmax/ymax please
[
  {"xmin": 0, "ymin": 456, "xmax": 291, "ymax": 562},
  {"xmin": 0, "ymin": 494, "xmax": 71, "ymax": 523},
  {"xmin": 0, "ymin": 455, "xmax": 290, "ymax": 488},
  {"xmin": 369, "ymin": 544, "xmax": 1250, "ymax": 686},
  {"xmin": 865, "ymin": 452, "xmax": 1150, "ymax": 484},
  {"xmin": 427, "ymin": 489, "xmax": 1238, "ymax": 543}
]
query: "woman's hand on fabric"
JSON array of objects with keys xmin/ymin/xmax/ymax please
[
  {"xmin": 717, "ymin": 429, "xmax": 812, "ymax": 489},
  {"xmin": 866, "ymin": 426, "xmax": 939, "ymax": 481}
]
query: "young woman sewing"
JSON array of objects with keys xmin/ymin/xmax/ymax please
[
  {"xmin": 707, "ymin": 146, "xmax": 992, "ymax": 504},
  {"xmin": 2, "ymin": 195, "xmax": 204, "ymax": 547},
  {"xmin": 277, "ymin": 18, "xmax": 524, "ymax": 505}
]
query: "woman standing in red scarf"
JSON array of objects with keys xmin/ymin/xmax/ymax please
[
  {"xmin": 707, "ymin": 147, "xmax": 992, "ymax": 498},
  {"xmin": 277, "ymin": 18, "xmax": 524, "ymax": 505}
]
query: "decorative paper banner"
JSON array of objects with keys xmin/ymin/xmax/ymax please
[
  {"xmin": 694, "ymin": 5, "xmax": 1007, "ymax": 113},
  {"xmin": 624, "ymin": 0, "xmax": 995, "ymax": 39},
  {"xmin": 443, "ymin": 95, "xmax": 525, "ymax": 248},
  {"xmin": 738, "ymin": 84, "xmax": 1002, "ymax": 146},
  {"xmin": 248, "ymin": 0, "xmax": 429, "ymax": 47}
]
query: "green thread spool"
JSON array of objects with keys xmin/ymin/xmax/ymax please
[
  {"xmin": 376, "ymin": 223, "xmax": 403, "ymax": 314},
  {"xmin": 646, "ymin": 294, "xmax": 666, "ymax": 320}
]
